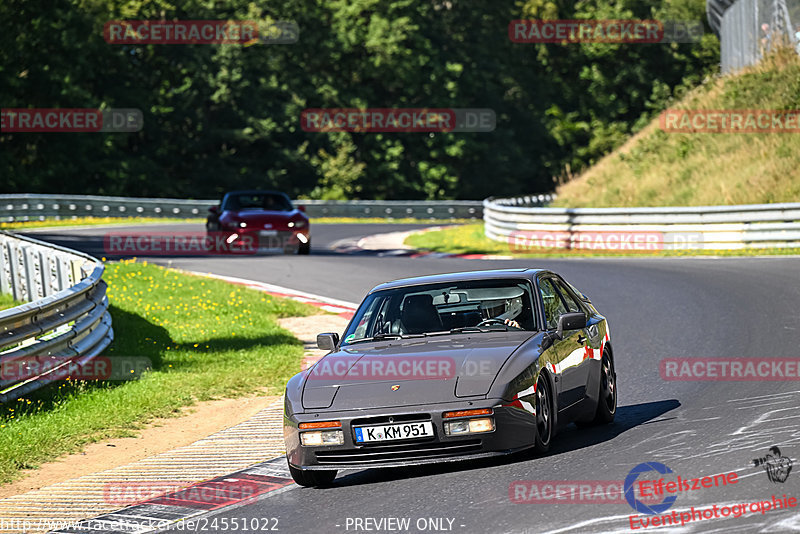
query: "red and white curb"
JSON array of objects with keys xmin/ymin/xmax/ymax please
[
  {"xmin": 49, "ymin": 458, "xmax": 294, "ymax": 534},
  {"xmin": 335, "ymin": 226, "xmax": 514, "ymax": 260}
]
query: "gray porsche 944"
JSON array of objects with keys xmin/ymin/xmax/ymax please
[{"xmin": 283, "ymin": 269, "xmax": 616, "ymax": 487}]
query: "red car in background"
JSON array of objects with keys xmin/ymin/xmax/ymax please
[{"xmin": 206, "ymin": 190, "xmax": 311, "ymax": 254}]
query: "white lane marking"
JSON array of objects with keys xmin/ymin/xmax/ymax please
[
  {"xmin": 725, "ymin": 390, "xmax": 800, "ymax": 403},
  {"xmin": 731, "ymin": 407, "xmax": 800, "ymax": 436},
  {"xmin": 187, "ymin": 271, "xmax": 359, "ymax": 309}
]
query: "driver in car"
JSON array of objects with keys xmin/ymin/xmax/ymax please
[{"xmin": 490, "ymin": 296, "xmax": 523, "ymax": 329}]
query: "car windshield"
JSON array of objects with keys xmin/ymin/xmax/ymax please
[
  {"xmin": 223, "ymin": 193, "xmax": 293, "ymax": 212},
  {"xmin": 341, "ymin": 278, "xmax": 538, "ymax": 344}
]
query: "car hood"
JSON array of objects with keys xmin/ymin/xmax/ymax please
[{"xmin": 301, "ymin": 332, "xmax": 533, "ymax": 410}]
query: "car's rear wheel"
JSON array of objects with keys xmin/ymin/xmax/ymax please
[
  {"xmin": 533, "ymin": 373, "xmax": 552, "ymax": 453},
  {"xmin": 578, "ymin": 349, "xmax": 617, "ymax": 427},
  {"xmin": 288, "ymin": 463, "xmax": 337, "ymax": 487},
  {"xmin": 298, "ymin": 240, "xmax": 311, "ymax": 255}
]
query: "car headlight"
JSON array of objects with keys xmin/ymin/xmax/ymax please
[
  {"xmin": 443, "ymin": 409, "xmax": 494, "ymax": 436},
  {"xmin": 300, "ymin": 430, "xmax": 344, "ymax": 446},
  {"xmin": 444, "ymin": 418, "xmax": 494, "ymax": 435},
  {"xmin": 288, "ymin": 220, "xmax": 307, "ymax": 228},
  {"xmin": 299, "ymin": 420, "xmax": 343, "ymax": 446}
]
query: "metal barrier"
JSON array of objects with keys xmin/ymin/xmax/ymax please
[
  {"xmin": 484, "ymin": 197, "xmax": 800, "ymax": 250},
  {"xmin": 0, "ymin": 232, "xmax": 113, "ymax": 403},
  {"xmin": 0, "ymin": 194, "xmax": 484, "ymax": 221},
  {"xmin": 709, "ymin": 0, "xmax": 800, "ymax": 73}
]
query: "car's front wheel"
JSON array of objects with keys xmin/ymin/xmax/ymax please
[
  {"xmin": 288, "ymin": 463, "xmax": 337, "ymax": 487},
  {"xmin": 533, "ymin": 373, "xmax": 553, "ymax": 453},
  {"xmin": 594, "ymin": 350, "xmax": 617, "ymax": 423},
  {"xmin": 578, "ymin": 349, "xmax": 617, "ymax": 427},
  {"xmin": 298, "ymin": 240, "xmax": 311, "ymax": 255}
]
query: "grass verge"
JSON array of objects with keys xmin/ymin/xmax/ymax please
[
  {"xmin": 553, "ymin": 48, "xmax": 800, "ymax": 207},
  {"xmin": 1, "ymin": 217, "xmax": 204, "ymax": 230},
  {"xmin": 0, "ymin": 260, "xmax": 317, "ymax": 485},
  {"xmin": 405, "ymin": 223, "xmax": 800, "ymax": 257},
  {"xmin": 0, "ymin": 294, "xmax": 21, "ymax": 311}
]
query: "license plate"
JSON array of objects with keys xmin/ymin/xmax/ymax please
[
  {"xmin": 354, "ymin": 422, "xmax": 433, "ymax": 443},
  {"xmin": 259, "ymin": 230, "xmax": 278, "ymax": 237}
]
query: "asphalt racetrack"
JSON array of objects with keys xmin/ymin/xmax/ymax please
[{"xmin": 26, "ymin": 223, "xmax": 800, "ymax": 534}]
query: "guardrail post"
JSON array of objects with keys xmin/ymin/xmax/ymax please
[
  {"xmin": 70, "ymin": 259, "xmax": 84, "ymax": 285},
  {"xmin": 7, "ymin": 241, "xmax": 23, "ymax": 302},
  {"xmin": 39, "ymin": 250, "xmax": 52, "ymax": 297},
  {"xmin": 24, "ymin": 246, "xmax": 39, "ymax": 301},
  {"xmin": 57, "ymin": 256, "xmax": 71, "ymax": 291},
  {"xmin": 0, "ymin": 240, "xmax": 10, "ymax": 297}
]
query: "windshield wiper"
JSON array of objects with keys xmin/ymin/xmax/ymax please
[
  {"xmin": 449, "ymin": 325, "xmax": 510, "ymax": 334},
  {"xmin": 346, "ymin": 332, "xmax": 425, "ymax": 344}
]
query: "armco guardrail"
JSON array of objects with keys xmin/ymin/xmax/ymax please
[
  {"xmin": 0, "ymin": 231, "xmax": 113, "ymax": 403},
  {"xmin": 484, "ymin": 197, "xmax": 800, "ymax": 250},
  {"xmin": 0, "ymin": 194, "xmax": 483, "ymax": 221}
]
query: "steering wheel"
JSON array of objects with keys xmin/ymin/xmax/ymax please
[{"xmin": 477, "ymin": 318, "xmax": 521, "ymax": 329}]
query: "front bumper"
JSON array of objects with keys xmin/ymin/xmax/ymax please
[
  {"xmin": 284, "ymin": 401, "xmax": 537, "ymax": 470},
  {"xmin": 212, "ymin": 229, "xmax": 309, "ymax": 252}
]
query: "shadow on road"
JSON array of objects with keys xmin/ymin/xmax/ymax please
[{"xmin": 330, "ymin": 399, "xmax": 681, "ymax": 488}]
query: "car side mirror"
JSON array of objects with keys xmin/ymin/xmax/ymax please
[
  {"xmin": 553, "ymin": 312, "xmax": 586, "ymax": 340},
  {"xmin": 316, "ymin": 332, "xmax": 339, "ymax": 351},
  {"xmin": 296, "ymin": 205, "xmax": 306, "ymax": 213},
  {"xmin": 208, "ymin": 205, "xmax": 220, "ymax": 214}
]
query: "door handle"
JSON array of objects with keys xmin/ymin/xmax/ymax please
[{"xmin": 576, "ymin": 335, "xmax": 586, "ymax": 344}]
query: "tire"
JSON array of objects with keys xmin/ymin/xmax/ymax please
[
  {"xmin": 579, "ymin": 349, "xmax": 617, "ymax": 426},
  {"xmin": 288, "ymin": 463, "xmax": 337, "ymax": 487},
  {"xmin": 298, "ymin": 240, "xmax": 311, "ymax": 255},
  {"xmin": 533, "ymin": 373, "xmax": 553, "ymax": 453}
]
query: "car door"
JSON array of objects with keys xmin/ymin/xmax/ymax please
[
  {"xmin": 538, "ymin": 277, "xmax": 586, "ymax": 409},
  {"xmin": 551, "ymin": 277, "xmax": 597, "ymax": 401}
]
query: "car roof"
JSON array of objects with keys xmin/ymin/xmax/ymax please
[
  {"xmin": 223, "ymin": 190, "xmax": 289, "ymax": 198},
  {"xmin": 369, "ymin": 268, "xmax": 549, "ymax": 293}
]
